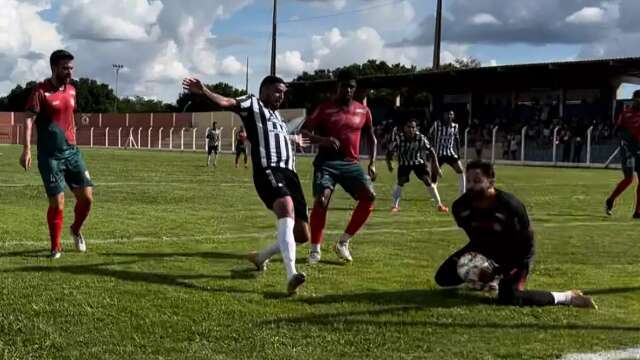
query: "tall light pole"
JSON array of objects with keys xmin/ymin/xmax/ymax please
[
  {"xmin": 112, "ymin": 64, "xmax": 124, "ymax": 112},
  {"xmin": 433, "ymin": 0, "xmax": 443, "ymax": 70},
  {"xmin": 245, "ymin": 57, "xmax": 249, "ymax": 94},
  {"xmin": 270, "ymin": 0, "xmax": 277, "ymax": 76}
]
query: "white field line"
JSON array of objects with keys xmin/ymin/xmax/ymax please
[
  {"xmin": 0, "ymin": 221, "xmax": 629, "ymax": 247},
  {"xmin": 558, "ymin": 347, "xmax": 640, "ymax": 360}
]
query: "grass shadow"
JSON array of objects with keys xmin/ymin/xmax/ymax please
[
  {"xmin": 300, "ymin": 288, "xmax": 488, "ymax": 307},
  {"xmin": 4, "ymin": 261, "xmax": 255, "ymax": 294},
  {"xmin": 0, "ymin": 249, "xmax": 49, "ymax": 258},
  {"xmin": 107, "ymin": 251, "xmax": 246, "ymax": 261}
]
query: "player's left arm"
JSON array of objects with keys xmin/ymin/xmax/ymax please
[{"xmin": 364, "ymin": 108, "xmax": 377, "ymax": 181}]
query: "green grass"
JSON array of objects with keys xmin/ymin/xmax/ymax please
[{"xmin": 1, "ymin": 145, "xmax": 639, "ymax": 360}]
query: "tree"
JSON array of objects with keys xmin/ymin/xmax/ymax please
[
  {"xmin": 73, "ymin": 78, "xmax": 117, "ymax": 113},
  {"xmin": 0, "ymin": 81, "xmax": 37, "ymax": 111},
  {"xmin": 175, "ymin": 82, "xmax": 247, "ymax": 112}
]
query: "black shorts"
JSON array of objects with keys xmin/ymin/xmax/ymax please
[
  {"xmin": 207, "ymin": 145, "xmax": 219, "ymax": 155},
  {"xmin": 236, "ymin": 145, "xmax": 246, "ymax": 155},
  {"xmin": 253, "ymin": 167, "xmax": 309, "ymax": 222},
  {"xmin": 438, "ymin": 155, "xmax": 460, "ymax": 167},
  {"xmin": 397, "ymin": 164, "xmax": 430, "ymax": 185},
  {"xmin": 620, "ymin": 142, "xmax": 640, "ymax": 177}
]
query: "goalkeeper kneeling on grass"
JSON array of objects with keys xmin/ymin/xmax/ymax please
[{"xmin": 434, "ymin": 160, "xmax": 597, "ymax": 309}]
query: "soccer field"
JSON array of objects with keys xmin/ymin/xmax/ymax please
[{"xmin": 1, "ymin": 145, "xmax": 639, "ymax": 360}]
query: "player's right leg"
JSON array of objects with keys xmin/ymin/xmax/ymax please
[
  {"xmin": 606, "ymin": 152, "xmax": 634, "ymax": 215},
  {"xmin": 308, "ymin": 165, "xmax": 336, "ymax": 264},
  {"xmin": 391, "ymin": 166, "xmax": 409, "ymax": 212},
  {"xmin": 38, "ymin": 156, "xmax": 67, "ymax": 259}
]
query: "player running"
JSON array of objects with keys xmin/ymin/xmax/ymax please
[
  {"xmin": 206, "ymin": 122, "xmax": 223, "ymax": 167},
  {"xmin": 235, "ymin": 125, "xmax": 248, "ymax": 169},
  {"xmin": 605, "ymin": 90, "xmax": 640, "ymax": 218},
  {"xmin": 386, "ymin": 118, "xmax": 448, "ymax": 213},
  {"xmin": 183, "ymin": 75, "xmax": 310, "ymax": 295},
  {"xmin": 435, "ymin": 160, "xmax": 596, "ymax": 308},
  {"xmin": 19, "ymin": 50, "xmax": 93, "ymax": 259},
  {"xmin": 429, "ymin": 110, "xmax": 466, "ymax": 195},
  {"xmin": 301, "ymin": 70, "xmax": 377, "ymax": 265}
]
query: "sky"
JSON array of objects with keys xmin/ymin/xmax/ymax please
[{"xmin": 1, "ymin": 0, "xmax": 640, "ymax": 104}]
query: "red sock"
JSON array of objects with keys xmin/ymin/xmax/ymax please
[
  {"xmin": 71, "ymin": 199, "xmax": 92, "ymax": 235},
  {"xmin": 345, "ymin": 200, "xmax": 374, "ymax": 237},
  {"xmin": 310, "ymin": 206, "xmax": 327, "ymax": 245},
  {"xmin": 47, "ymin": 207, "xmax": 63, "ymax": 252},
  {"xmin": 610, "ymin": 177, "xmax": 633, "ymax": 201}
]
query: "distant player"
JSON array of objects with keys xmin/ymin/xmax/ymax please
[
  {"xmin": 429, "ymin": 110, "xmax": 466, "ymax": 194},
  {"xmin": 206, "ymin": 122, "xmax": 223, "ymax": 167},
  {"xmin": 606, "ymin": 89, "xmax": 640, "ymax": 218},
  {"xmin": 435, "ymin": 160, "xmax": 596, "ymax": 309},
  {"xmin": 183, "ymin": 75, "xmax": 310, "ymax": 295},
  {"xmin": 302, "ymin": 70, "xmax": 377, "ymax": 265},
  {"xmin": 19, "ymin": 50, "xmax": 93, "ymax": 259},
  {"xmin": 386, "ymin": 118, "xmax": 448, "ymax": 213},
  {"xmin": 235, "ymin": 125, "xmax": 248, "ymax": 169}
]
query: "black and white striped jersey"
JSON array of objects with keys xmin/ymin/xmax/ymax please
[
  {"xmin": 388, "ymin": 132, "xmax": 433, "ymax": 166},
  {"xmin": 236, "ymin": 95, "xmax": 295, "ymax": 171},
  {"xmin": 429, "ymin": 121, "xmax": 460, "ymax": 157}
]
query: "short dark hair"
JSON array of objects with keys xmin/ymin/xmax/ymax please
[
  {"xmin": 259, "ymin": 75, "xmax": 286, "ymax": 92},
  {"xmin": 466, "ymin": 160, "xmax": 495, "ymax": 179},
  {"xmin": 50, "ymin": 50, "xmax": 74, "ymax": 66},
  {"xmin": 336, "ymin": 69, "xmax": 357, "ymax": 83},
  {"xmin": 633, "ymin": 90, "xmax": 640, "ymax": 99},
  {"xmin": 402, "ymin": 118, "xmax": 418, "ymax": 127}
]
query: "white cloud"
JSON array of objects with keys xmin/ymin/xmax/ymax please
[
  {"xmin": 565, "ymin": 7, "xmax": 606, "ymax": 24},
  {"xmin": 219, "ymin": 56, "xmax": 247, "ymax": 76},
  {"xmin": 276, "ymin": 51, "xmax": 319, "ymax": 77},
  {"xmin": 144, "ymin": 41, "xmax": 189, "ymax": 82},
  {"xmin": 469, "ymin": 13, "xmax": 501, "ymax": 25},
  {"xmin": 59, "ymin": 0, "xmax": 163, "ymax": 41},
  {"xmin": 0, "ymin": 0, "xmax": 62, "ymax": 94}
]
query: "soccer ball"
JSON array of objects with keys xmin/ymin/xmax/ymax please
[{"xmin": 456, "ymin": 252, "xmax": 494, "ymax": 284}]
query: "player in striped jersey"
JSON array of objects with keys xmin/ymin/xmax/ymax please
[
  {"xmin": 386, "ymin": 118, "xmax": 448, "ymax": 213},
  {"xmin": 206, "ymin": 122, "xmax": 223, "ymax": 167},
  {"xmin": 429, "ymin": 111, "xmax": 466, "ymax": 195},
  {"xmin": 183, "ymin": 75, "xmax": 310, "ymax": 295}
]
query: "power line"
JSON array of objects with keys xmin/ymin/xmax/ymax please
[{"xmin": 280, "ymin": 0, "xmax": 409, "ymax": 24}]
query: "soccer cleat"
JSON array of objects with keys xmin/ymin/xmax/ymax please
[
  {"xmin": 71, "ymin": 227, "xmax": 87, "ymax": 253},
  {"xmin": 334, "ymin": 242, "xmax": 353, "ymax": 262},
  {"xmin": 605, "ymin": 198, "xmax": 614, "ymax": 216},
  {"xmin": 570, "ymin": 290, "xmax": 597, "ymax": 309},
  {"xmin": 49, "ymin": 251, "xmax": 62, "ymax": 260},
  {"xmin": 247, "ymin": 251, "xmax": 269, "ymax": 271},
  {"xmin": 437, "ymin": 204, "xmax": 449, "ymax": 213},
  {"xmin": 390, "ymin": 206, "xmax": 400, "ymax": 213},
  {"xmin": 287, "ymin": 272, "xmax": 306, "ymax": 295},
  {"xmin": 308, "ymin": 251, "xmax": 321, "ymax": 265}
]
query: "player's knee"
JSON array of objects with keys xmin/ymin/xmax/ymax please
[
  {"xmin": 273, "ymin": 197, "xmax": 294, "ymax": 218},
  {"xmin": 294, "ymin": 221, "xmax": 310, "ymax": 244},
  {"xmin": 49, "ymin": 194, "xmax": 64, "ymax": 210}
]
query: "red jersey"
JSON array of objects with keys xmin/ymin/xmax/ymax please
[
  {"xmin": 307, "ymin": 99, "xmax": 373, "ymax": 163},
  {"xmin": 617, "ymin": 107, "xmax": 640, "ymax": 143},
  {"xmin": 26, "ymin": 80, "xmax": 77, "ymax": 157},
  {"xmin": 237, "ymin": 130, "xmax": 247, "ymax": 143}
]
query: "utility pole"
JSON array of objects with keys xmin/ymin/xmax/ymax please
[
  {"xmin": 245, "ymin": 57, "xmax": 249, "ymax": 94},
  {"xmin": 112, "ymin": 64, "xmax": 124, "ymax": 112},
  {"xmin": 270, "ymin": 0, "xmax": 277, "ymax": 76},
  {"xmin": 433, "ymin": 0, "xmax": 442, "ymax": 70}
]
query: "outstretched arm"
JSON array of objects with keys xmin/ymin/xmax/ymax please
[{"xmin": 182, "ymin": 78, "xmax": 237, "ymax": 109}]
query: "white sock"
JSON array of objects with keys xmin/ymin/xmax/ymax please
[
  {"xmin": 207, "ymin": 156, "xmax": 211, "ymax": 165},
  {"xmin": 339, "ymin": 233, "xmax": 352, "ymax": 245},
  {"xmin": 258, "ymin": 242, "xmax": 280, "ymax": 263},
  {"xmin": 311, "ymin": 243, "xmax": 321, "ymax": 253},
  {"xmin": 392, "ymin": 184, "xmax": 402, "ymax": 208},
  {"xmin": 277, "ymin": 217, "xmax": 297, "ymax": 280},
  {"xmin": 458, "ymin": 173, "xmax": 466, "ymax": 194},
  {"xmin": 551, "ymin": 291, "xmax": 573, "ymax": 305},
  {"xmin": 427, "ymin": 184, "xmax": 442, "ymax": 206}
]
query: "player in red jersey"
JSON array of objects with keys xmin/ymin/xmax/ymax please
[
  {"xmin": 19, "ymin": 50, "xmax": 94, "ymax": 259},
  {"xmin": 606, "ymin": 90, "xmax": 640, "ymax": 218},
  {"xmin": 235, "ymin": 125, "xmax": 248, "ymax": 168},
  {"xmin": 302, "ymin": 70, "xmax": 377, "ymax": 264}
]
